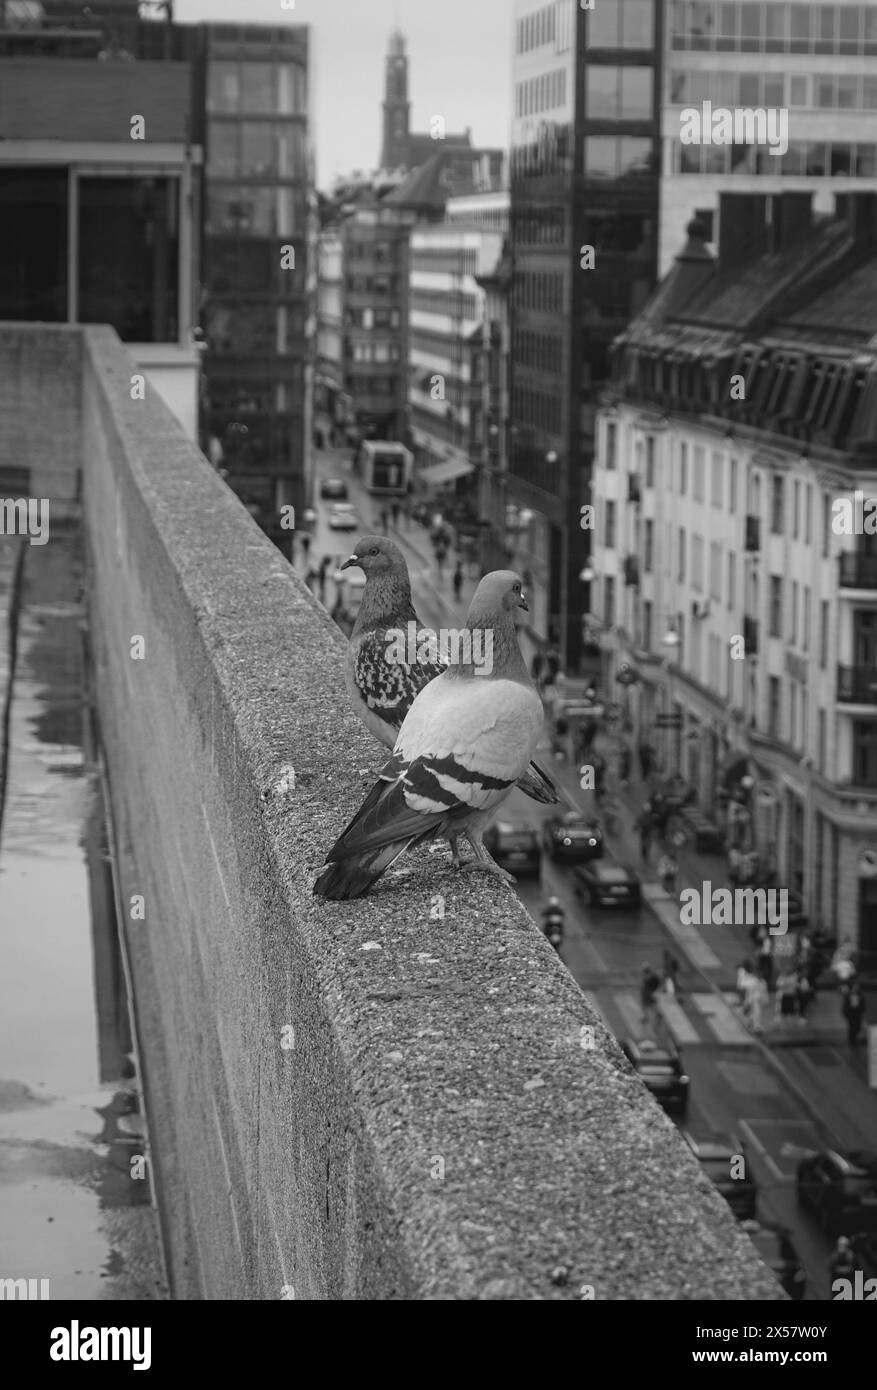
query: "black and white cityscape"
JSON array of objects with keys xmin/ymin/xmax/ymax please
[{"xmin": 2, "ymin": 0, "xmax": 877, "ymax": 1334}]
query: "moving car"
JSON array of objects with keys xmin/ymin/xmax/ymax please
[
  {"xmin": 542, "ymin": 812, "xmax": 603, "ymax": 864},
  {"xmin": 327, "ymin": 502, "xmax": 358, "ymax": 531},
  {"xmin": 483, "ymin": 823, "xmax": 541, "ymax": 877},
  {"xmin": 796, "ymin": 1149, "xmax": 877, "ymax": 1236},
  {"xmin": 320, "ymin": 477, "xmax": 348, "ymax": 500},
  {"xmin": 573, "ymin": 858, "xmax": 641, "ymax": 907},
  {"xmin": 683, "ymin": 1129, "xmax": 758, "ymax": 1219},
  {"xmin": 620, "ymin": 1037, "xmax": 689, "ymax": 1117},
  {"xmin": 740, "ymin": 1219, "xmax": 806, "ymax": 1300}
]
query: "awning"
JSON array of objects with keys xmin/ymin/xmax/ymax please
[{"xmin": 419, "ymin": 458, "xmax": 475, "ymax": 485}]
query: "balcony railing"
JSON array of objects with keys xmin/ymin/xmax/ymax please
[
  {"xmin": 838, "ymin": 664, "xmax": 877, "ymax": 704},
  {"xmin": 745, "ymin": 515, "xmax": 760, "ymax": 552},
  {"xmin": 839, "ymin": 553, "xmax": 877, "ymax": 590}
]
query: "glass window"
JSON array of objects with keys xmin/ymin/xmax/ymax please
[
  {"xmin": 839, "ymin": 5, "xmax": 860, "ymax": 53},
  {"xmin": 240, "ymin": 122, "xmax": 276, "ymax": 178},
  {"xmin": 587, "ymin": 4, "xmax": 618, "ymax": 46},
  {"xmin": 240, "ymin": 62, "xmax": 276, "ymax": 114},
  {"xmin": 207, "ymin": 61, "xmax": 240, "ymax": 113},
  {"xmin": 680, "ymin": 441, "xmax": 688, "ymax": 494},
  {"xmin": 790, "ymin": 4, "xmax": 811, "ymax": 50},
  {"xmin": 728, "ymin": 551, "xmax": 736, "ymax": 609},
  {"xmin": 208, "ymin": 121, "xmax": 239, "ymax": 177},
  {"xmin": 765, "ymin": 1, "xmax": 787, "ymax": 48},
  {"xmin": 815, "ymin": 4, "xmax": 836, "ymax": 53},
  {"xmin": 689, "ymin": 1, "xmax": 714, "ymax": 49},
  {"xmin": 620, "ymin": 67, "xmax": 653, "ymax": 118},
  {"xmin": 806, "ymin": 143, "xmax": 828, "ymax": 175},
  {"xmin": 857, "ymin": 145, "xmax": 877, "ymax": 177},
  {"xmin": 831, "ymin": 144, "xmax": 854, "ymax": 175},
  {"xmin": 864, "ymin": 77, "xmax": 877, "ymax": 108},
  {"xmin": 740, "ymin": 2, "xmax": 763, "ymax": 50},
  {"xmin": 693, "ymin": 444, "xmax": 705, "ymax": 500},
  {"xmin": 678, "ymin": 526, "xmax": 686, "ymax": 581},
  {"xmin": 208, "ymin": 186, "xmax": 299, "ymax": 238},
  {"xmin": 711, "ymin": 450, "xmax": 724, "ymax": 506},
  {"xmin": 789, "ymin": 74, "xmax": 808, "ymax": 106},
  {"xmin": 770, "ymin": 576, "xmax": 783, "ymax": 636},
  {"xmin": 837, "ymin": 75, "xmax": 858, "ymax": 108},
  {"xmin": 763, "ymin": 74, "xmax": 784, "ymax": 106},
  {"xmin": 816, "ymin": 75, "xmax": 836, "ymax": 106},
  {"xmin": 717, "ymin": 1, "xmax": 738, "ymax": 49},
  {"xmin": 586, "ymin": 66, "xmax": 620, "ymax": 118},
  {"xmin": 584, "ymin": 136, "xmax": 618, "ymax": 178},
  {"xmin": 867, "ymin": 5, "xmax": 877, "ymax": 52},
  {"xmin": 0, "ymin": 168, "xmax": 68, "ymax": 322},
  {"xmin": 621, "ymin": 0, "xmax": 654, "ymax": 47},
  {"xmin": 619, "ymin": 137, "xmax": 654, "ymax": 174},
  {"xmin": 78, "ymin": 176, "xmax": 178, "ymax": 343}
]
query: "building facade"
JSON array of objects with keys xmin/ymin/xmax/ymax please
[
  {"xmin": 661, "ymin": 0, "xmax": 877, "ymax": 272},
  {"xmin": 593, "ymin": 190, "xmax": 877, "ymax": 959},
  {"xmin": 509, "ymin": 0, "xmax": 663, "ymax": 668}
]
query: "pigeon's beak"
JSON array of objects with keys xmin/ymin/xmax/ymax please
[
  {"xmin": 341, "ymin": 555, "xmax": 359, "ymax": 571},
  {"xmin": 518, "ymin": 591, "xmax": 529, "ymax": 612}
]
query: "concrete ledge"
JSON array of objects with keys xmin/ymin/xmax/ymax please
[{"xmin": 11, "ymin": 322, "xmax": 784, "ymax": 1299}]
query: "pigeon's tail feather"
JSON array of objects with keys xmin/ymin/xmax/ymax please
[
  {"xmin": 313, "ymin": 832, "xmax": 425, "ymax": 900},
  {"xmin": 516, "ymin": 758, "xmax": 560, "ymax": 805}
]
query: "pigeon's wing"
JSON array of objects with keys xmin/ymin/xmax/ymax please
[
  {"xmin": 517, "ymin": 758, "xmax": 559, "ymax": 805},
  {"xmin": 326, "ymin": 675, "xmax": 543, "ymax": 864},
  {"xmin": 347, "ymin": 624, "xmax": 446, "ymax": 746}
]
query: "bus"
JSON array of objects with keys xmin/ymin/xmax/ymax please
[{"xmin": 356, "ymin": 440, "xmax": 413, "ymax": 495}]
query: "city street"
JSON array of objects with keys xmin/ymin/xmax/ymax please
[{"xmin": 309, "ymin": 438, "xmax": 877, "ymax": 1301}]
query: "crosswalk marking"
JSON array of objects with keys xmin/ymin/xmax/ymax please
[
  {"xmin": 642, "ymin": 883, "xmax": 721, "ymax": 969},
  {"xmin": 657, "ymin": 995, "xmax": 701, "ymax": 1045}
]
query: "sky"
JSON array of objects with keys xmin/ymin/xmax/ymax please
[{"xmin": 175, "ymin": 0, "xmax": 513, "ymax": 188}]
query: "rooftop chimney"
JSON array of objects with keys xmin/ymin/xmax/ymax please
[
  {"xmin": 717, "ymin": 193, "xmax": 769, "ymax": 274},
  {"xmin": 769, "ymin": 192, "xmax": 813, "ymax": 253},
  {"xmin": 835, "ymin": 191, "xmax": 877, "ymax": 246},
  {"xmin": 649, "ymin": 217, "xmax": 716, "ymax": 320}
]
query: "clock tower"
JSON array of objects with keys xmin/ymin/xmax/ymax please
[{"xmin": 380, "ymin": 29, "xmax": 411, "ymax": 171}]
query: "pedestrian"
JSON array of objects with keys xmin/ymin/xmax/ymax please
[
  {"xmin": 830, "ymin": 1236, "xmax": 856, "ymax": 1286},
  {"xmin": 657, "ymin": 852, "xmax": 678, "ymax": 896},
  {"xmin": 317, "ymin": 555, "xmax": 330, "ymax": 603},
  {"xmin": 774, "ymin": 968, "xmax": 798, "ymax": 1029},
  {"xmin": 638, "ymin": 741, "xmax": 655, "ymax": 780},
  {"xmin": 434, "ymin": 540, "xmax": 447, "ymax": 581},
  {"xmin": 300, "ymin": 532, "xmax": 311, "ymax": 563},
  {"xmin": 619, "ymin": 744, "xmax": 632, "ymax": 786},
  {"xmin": 662, "ymin": 949, "xmax": 681, "ymax": 1001},
  {"xmin": 379, "ymin": 506, "xmax": 389, "ymax": 533},
  {"xmin": 531, "ymin": 650, "xmax": 545, "ymax": 689},
  {"xmin": 842, "ymin": 982, "xmax": 866, "ymax": 1046},
  {"xmin": 544, "ymin": 644, "xmax": 561, "ymax": 687},
  {"xmin": 794, "ymin": 969, "xmax": 814, "ymax": 1025},
  {"xmin": 736, "ymin": 958, "xmax": 756, "ymax": 1007},
  {"xmin": 755, "ymin": 926, "xmax": 774, "ymax": 993},
  {"xmin": 652, "ymin": 795, "xmax": 669, "ymax": 842},
  {"xmin": 637, "ymin": 807, "xmax": 653, "ymax": 862},
  {"xmin": 452, "ymin": 559, "xmax": 463, "ymax": 602},
  {"xmin": 832, "ymin": 938, "xmax": 857, "ymax": 993},
  {"xmin": 305, "ymin": 564, "xmax": 318, "ymax": 593},
  {"xmin": 743, "ymin": 973, "xmax": 768, "ymax": 1034},
  {"xmin": 640, "ymin": 963, "xmax": 661, "ymax": 1026},
  {"xmin": 552, "ymin": 713, "xmax": 569, "ymax": 761},
  {"xmin": 390, "ymin": 501, "xmax": 400, "ymax": 527}
]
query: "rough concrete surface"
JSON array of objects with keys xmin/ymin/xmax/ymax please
[{"xmin": 8, "ymin": 323, "xmax": 785, "ymax": 1299}]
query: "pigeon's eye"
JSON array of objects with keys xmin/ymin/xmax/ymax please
[{"xmin": 370, "ymin": 547, "xmax": 379, "ymax": 556}]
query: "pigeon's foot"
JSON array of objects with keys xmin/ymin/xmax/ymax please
[
  {"xmin": 462, "ymin": 832, "xmax": 516, "ymax": 885},
  {"xmin": 447, "ymin": 832, "xmax": 464, "ymax": 870}
]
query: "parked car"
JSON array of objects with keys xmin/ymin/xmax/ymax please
[
  {"xmin": 327, "ymin": 502, "xmax": 358, "ymax": 531},
  {"xmin": 542, "ymin": 812, "xmax": 604, "ymax": 864},
  {"xmin": 620, "ymin": 1036, "xmax": 690, "ymax": 1117},
  {"xmin": 796, "ymin": 1149, "xmax": 877, "ymax": 1236},
  {"xmin": 683, "ymin": 1129, "xmax": 758, "ymax": 1219},
  {"xmin": 482, "ymin": 823, "xmax": 541, "ymax": 877},
  {"xmin": 320, "ymin": 477, "xmax": 348, "ymax": 500},
  {"xmin": 573, "ymin": 858, "xmax": 641, "ymax": 907},
  {"xmin": 740, "ymin": 1219, "xmax": 806, "ymax": 1300}
]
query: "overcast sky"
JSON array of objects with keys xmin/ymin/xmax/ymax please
[{"xmin": 175, "ymin": 0, "xmax": 513, "ymax": 187}]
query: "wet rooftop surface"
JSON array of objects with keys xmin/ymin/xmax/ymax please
[{"xmin": 0, "ymin": 521, "xmax": 167, "ymax": 1300}]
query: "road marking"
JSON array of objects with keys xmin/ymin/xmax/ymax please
[
  {"xmin": 691, "ymin": 992, "xmax": 755, "ymax": 1045},
  {"xmin": 739, "ymin": 1118, "xmax": 786, "ymax": 1183},
  {"xmin": 614, "ymin": 990, "xmax": 646, "ymax": 1036},
  {"xmin": 642, "ymin": 884, "xmax": 721, "ymax": 969}
]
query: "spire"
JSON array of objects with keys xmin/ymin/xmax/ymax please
[{"xmin": 380, "ymin": 28, "xmax": 410, "ymax": 172}]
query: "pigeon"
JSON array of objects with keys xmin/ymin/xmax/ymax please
[
  {"xmin": 314, "ymin": 570, "xmax": 546, "ymax": 900},
  {"xmin": 340, "ymin": 535, "xmax": 558, "ymax": 804}
]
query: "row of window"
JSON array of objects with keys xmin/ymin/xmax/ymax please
[
  {"xmin": 676, "ymin": 139, "xmax": 877, "ymax": 177},
  {"xmin": 409, "ymin": 288, "xmax": 478, "ymax": 319},
  {"xmin": 344, "ymin": 373, "xmax": 396, "ymax": 396},
  {"xmin": 584, "ymin": 136, "xmax": 658, "ymax": 179},
  {"xmin": 207, "ymin": 60, "xmax": 307, "ymax": 116},
  {"xmin": 205, "ymin": 303, "xmax": 305, "ymax": 356},
  {"xmin": 512, "ymin": 269, "xmax": 565, "ymax": 312},
  {"xmin": 515, "ymin": 68, "xmax": 569, "ymax": 118},
  {"xmin": 670, "ymin": 1, "xmax": 877, "ymax": 54},
  {"xmin": 516, "ymin": 3, "xmax": 557, "ymax": 54},
  {"xmin": 586, "ymin": 65, "xmax": 655, "ymax": 120},
  {"xmin": 409, "ymin": 328, "xmax": 468, "ymax": 363},
  {"xmin": 411, "ymin": 249, "xmax": 479, "ymax": 276},
  {"xmin": 348, "ymin": 340, "xmax": 401, "ymax": 363},
  {"xmin": 587, "ymin": 0, "xmax": 655, "ymax": 50},
  {"xmin": 670, "ymin": 67, "xmax": 877, "ymax": 110},
  {"xmin": 346, "ymin": 275, "xmax": 398, "ymax": 296},
  {"xmin": 346, "ymin": 241, "xmax": 398, "ymax": 264},
  {"xmin": 512, "ymin": 207, "xmax": 566, "ymax": 245},
  {"xmin": 513, "ymin": 328, "xmax": 563, "ymax": 374},
  {"xmin": 207, "ymin": 186, "xmax": 303, "ymax": 238},
  {"xmin": 207, "ymin": 120, "xmax": 307, "ymax": 181},
  {"xmin": 511, "ymin": 384, "xmax": 563, "ymax": 434},
  {"xmin": 346, "ymin": 307, "xmax": 401, "ymax": 330}
]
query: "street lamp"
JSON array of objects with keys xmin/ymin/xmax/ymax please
[{"xmin": 660, "ymin": 618, "xmax": 682, "ymax": 774}]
